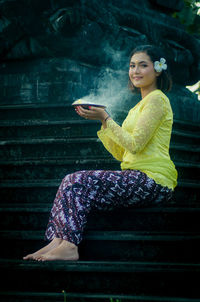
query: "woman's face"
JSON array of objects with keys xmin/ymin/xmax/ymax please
[{"xmin": 129, "ymin": 52, "xmax": 159, "ymax": 90}]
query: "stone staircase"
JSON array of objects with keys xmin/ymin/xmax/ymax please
[{"xmin": 0, "ymin": 102, "xmax": 200, "ymax": 302}]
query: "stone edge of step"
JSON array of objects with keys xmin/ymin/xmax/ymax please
[
  {"xmin": 0, "ymin": 291, "xmax": 199, "ymax": 302},
  {"xmin": 0, "ymin": 158, "xmax": 199, "ymax": 169},
  {"xmin": 0, "ymin": 102, "xmax": 200, "ymax": 130},
  {"xmin": 1, "ymin": 230, "xmax": 200, "ymax": 242},
  {"xmin": 1, "ymin": 204, "xmax": 200, "ymax": 212},
  {"xmin": 0, "ymin": 258, "xmax": 200, "ymax": 273},
  {"xmin": 0, "ymin": 138, "xmax": 199, "ymax": 153},
  {"xmin": 0, "ymin": 179, "xmax": 199, "ymax": 188}
]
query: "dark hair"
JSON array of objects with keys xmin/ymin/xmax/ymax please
[{"xmin": 128, "ymin": 45, "xmax": 172, "ymax": 93}]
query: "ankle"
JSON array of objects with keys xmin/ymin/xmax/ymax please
[
  {"xmin": 62, "ymin": 240, "xmax": 77, "ymax": 250},
  {"xmin": 54, "ymin": 238, "xmax": 62, "ymax": 244}
]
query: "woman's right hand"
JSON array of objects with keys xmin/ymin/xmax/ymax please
[{"xmin": 75, "ymin": 106, "xmax": 109, "ymax": 123}]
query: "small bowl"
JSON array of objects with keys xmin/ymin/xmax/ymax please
[{"xmin": 72, "ymin": 99, "xmax": 106, "ymax": 109}]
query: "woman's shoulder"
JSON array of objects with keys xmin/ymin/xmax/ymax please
[
  {"xmin": 147, "ymin": 89, "xmax": 168, "ymax": 100},
  {"xmin": 145, "ymin": 89, "xmax": 170, "ymax": 106}
]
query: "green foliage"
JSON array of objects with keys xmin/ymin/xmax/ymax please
[
  {"xmin": 172, "ymin": 0, "xmax": 200, "ymax": 35},
  {"xmin": 62, "ymin": 290, "xmax": 67, "ymax": 302}
]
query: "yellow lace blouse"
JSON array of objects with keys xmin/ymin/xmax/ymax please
[{"xmin": 97, "ymin": 89, "xmax": 178, "ymax": 190}]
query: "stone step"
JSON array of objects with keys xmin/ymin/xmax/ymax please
[
  {"xmin": 0, "ymin": 137, "xmax": 199, "ymax": 162},
  {"xmin": 172, "ymin": 129, "xmax": 200, "ymax": 145},
  {"xmin": 0, "ymin": 158, "xmax": 199, "ymax": 181},
  {"xmin": 0, "ymin": 103, "xmax": 77, "ymax": 120},
  {"xmin": 0, "ymin": 179, "xmax": 199, "ymax": 205},
  {"xmin": 0, "ymin": 137, "xmax": 106, "ymax": 159},
  {"xmin": 79, "ymin": 231, "xmax": 200, "ymax": 263},
  {"xmin": 0, "ymin": 230, "xmax": 200, "ymax": 263},
  {"xmin": 0, "ymin": 101, "xmax": 196, "ymax": 121},
  {"xmin": 0, "ymin": 120, "xmax": 100, "ymax": 139},
  {"xmin": 0, "ymin": 119, "xmax": 199, "ymax": 145},
  {"xmin": 1, "ymin": 102, "xmax": 200, "ymax": 132},
  {"xmin": 0, "ymin": 157, "xmax": 118, "ymax": 180},
  {"xmin": 1, "ymin": 204, "xmax": 200, "ymax": 232},
  {"xmin": 1, "ymin": 291, "xmax": 200, "ymax": 302},
  {"xmin": 1, "ymin": 203, "xmax": 200, "ymax": 230},
  {"xmin": 0, "ymin": 259, "xmax": 199, "ymax": 298},
  {"xmin": 170, "ymin": 118, "xmax": 200, "ymax": 133}
]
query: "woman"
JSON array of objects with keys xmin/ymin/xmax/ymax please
[{"xmin": 23, "ymin": 45, "xmax": 178, "ymax": 261}]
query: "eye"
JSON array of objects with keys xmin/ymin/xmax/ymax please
[
  {"xmin": 141, "ymin": 64, "xmax": 148, "ymax": 67},
  {"xmin": 129, "ymin": 64, "xmax": 135, "ymax": 69}
]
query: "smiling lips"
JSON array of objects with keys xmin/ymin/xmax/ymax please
[{"xmin": 133, "ymin": 77, "xmax": 143, "ymax": 80}]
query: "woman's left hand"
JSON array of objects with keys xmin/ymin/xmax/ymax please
[{"xmin": 75, "ymin": 106, "xmax": 108, "ymax": 123}]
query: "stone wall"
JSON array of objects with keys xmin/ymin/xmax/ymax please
[{"xmin": 0, "ymin": 0, "xmax": 200, "ymax": 122}]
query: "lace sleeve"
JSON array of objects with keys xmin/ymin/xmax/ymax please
[
  {"xmin": 106, "ymin": 96, "xmax": 167, "ymax": 154},
  {"xmin": 97, "ymin": 126, "xmax": 125, "ymax": 161}
]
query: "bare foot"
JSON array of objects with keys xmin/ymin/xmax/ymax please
[
  {"xmin": 23, "ymin": 237, "xmax": 62, "ymax": 260},
  {"xmin": 37, "ymin": 240, "xmax": 79, "ymax": 261}
]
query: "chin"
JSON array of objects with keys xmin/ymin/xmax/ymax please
[{"xmin": 133, "ymin": 83, "xmax": 142, "ymax": 88}]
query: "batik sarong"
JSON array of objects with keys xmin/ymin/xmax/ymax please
[{"xmin": 45, "ymin": 170, "xmax": 172, "ymax": 246}]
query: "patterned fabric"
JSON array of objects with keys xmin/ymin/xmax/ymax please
[{"xmin": 45, "ymin": 170, "xmax": 172, "ymax": 246}]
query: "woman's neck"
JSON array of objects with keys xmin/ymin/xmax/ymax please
[{"xmin": 140, "ymin": 85, "xmax": 158, "ymax": 99}]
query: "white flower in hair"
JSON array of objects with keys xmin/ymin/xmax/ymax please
[{"xmin": 154, "ymin": 58, "xmax": 167, "ymax": 72}]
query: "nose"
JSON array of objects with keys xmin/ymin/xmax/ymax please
[{"xmin": 134, "ymin": 65, "xmax": 140, "ymax": 74}]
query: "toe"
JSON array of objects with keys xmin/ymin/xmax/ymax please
[
  {"xmin": 23, "ymin": 254, "xmax": 32, "ymax": 260},
  {"xmin": 37, "ymin": 255, "xmax": 46, "ymax": 261},
  {"xmin": 33, "ymin": 254, "xmax": 42, "ymax": 261}
]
